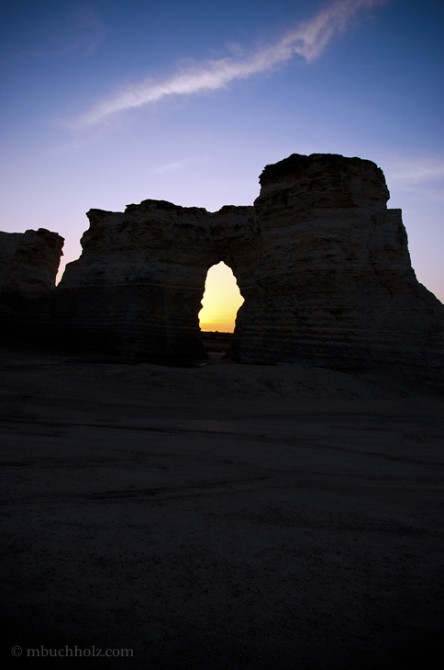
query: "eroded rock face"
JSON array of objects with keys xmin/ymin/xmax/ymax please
[
  {"xmin": 0, "ymin": 228, "xmax": 64, "ymax": 347},
  {"xmin": 2, "ymin": 153, "xmax": 443, "ymax": 382},
  {"xmin": 231, "ymin": 154, "xmax": 444, "ymax": 379},
  {"xmin": 0, "ymin": 229, "xmax": 63, "ymax": 297},
  {"xmin": 58, "ymin": 201, "xmax": 256, "ymax": 361}
]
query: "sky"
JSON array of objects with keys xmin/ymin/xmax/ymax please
[{"xmin": 1, "ymin": 0, "xmax": 443, "ymax": 331}]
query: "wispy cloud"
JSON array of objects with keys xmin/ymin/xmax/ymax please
[
  {"xmin": 69, "ymin": 6, "xmax": 106, "ymax": 56},
  {"xmin": 20, "ymin": 6, "xmax": 105, "ymax": 59},
  {"xmin": 151, "ymin": 159, "xmax": 200, "ymax": 175},
  {"xmin": 72, "ymin": 0, "xmax": 388, "ymax": 127},
  {"xmin": 381, "ymin": 156, "xmax": 444, "ymax": 204},
  {"xmin": 385, "ymin": 159, "xmax": 444, "ymax": 185}
]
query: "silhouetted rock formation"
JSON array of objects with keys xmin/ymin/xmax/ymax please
[
  {"xmin": 1, "ymin": 154, "xmax": 443, "ymax": 383},
  {"xmin": 231, "ymin": 154, "xmax": 444, "ymax": 382},
  {"xmin": 0, "ymin": 229, "xmax": 64, "ymax": 346},
  {"xmin": 58, "ymin": 202, "xmax": 256, "ymax": 361},
  {"xmin": 0, "ymin": 229, "xmax": 63, "ymax": 297}
]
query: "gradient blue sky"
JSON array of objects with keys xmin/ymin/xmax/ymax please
[{"xmin": 1, "ymin": 0, "xmax": 443, "ymax": 304}]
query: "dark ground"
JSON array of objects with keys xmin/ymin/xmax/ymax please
[{"xmin": 1, "ymin": 345, "xmax": 443, "ymax": 668}]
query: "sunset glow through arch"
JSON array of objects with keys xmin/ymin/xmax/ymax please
[{"xmin": 199, "ymin": 262, "xmax": 244, "ymax": 333}]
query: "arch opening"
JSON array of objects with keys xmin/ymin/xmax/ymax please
[{"xmin": 199, "ymin": 261, "xmax": 244, "ymax": 354}]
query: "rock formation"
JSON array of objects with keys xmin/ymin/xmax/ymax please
[
  {"xmin": 1, "ymin": 153, "xmax": 443, "ymax": 383},
  {"xmin": 58, "ymin": 202, "xmax": 256, "ymax": 361},
  {"xmin": 231, "ymin": 154, "xmax": 444, "ymax": 381},
  {"xmin": 0, "ymin": 229, "xmax": 64, "ymax": 346},
  {"xmin": 0, "ymin": 229, "xmax": 63, "ymax": 297}
]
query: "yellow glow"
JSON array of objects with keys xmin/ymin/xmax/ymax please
[{"xmin": 199, "ymin": 262, "xmax": 244, "ymax": 333}]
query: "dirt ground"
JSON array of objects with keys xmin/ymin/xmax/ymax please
[{"xmin": 1, "ymin": 345, "xmax": 443, "ymax": 668}]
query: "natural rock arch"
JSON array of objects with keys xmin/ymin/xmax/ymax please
[
  {"xmin": 58, "ymin": 201, "xmax": 257, "ymax": 362},
  {"xmin": 1, "ymin": 153, "xmax": 443, "ymax": 384}
]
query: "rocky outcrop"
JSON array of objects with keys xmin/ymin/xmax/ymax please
[
  {"xmin": 0, "ymin": 229, "xmax": 63, "ymax": 347},
  {"xmin": 1, "ymin": 153, "xmax": 443, "ymax": 383},
  {"xmin": 231, "ymin": 154, "xmax": 444, "ymax": 381},
  {"xmin": 0, "ymin": 229, "xmax": 63, "ymax": 297},
  {"xmin": 58, "ymin": 202, "xmax": 255, "ymax": 361}
]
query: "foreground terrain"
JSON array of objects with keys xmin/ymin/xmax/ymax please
[{"xmin": 1, "ymin": 345, "xmax": 443, "ymax": 668}]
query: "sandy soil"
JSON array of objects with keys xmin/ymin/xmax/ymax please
[{"xmin": 1, "ymin": 346, "xmax": 443, "ymax": 668}]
